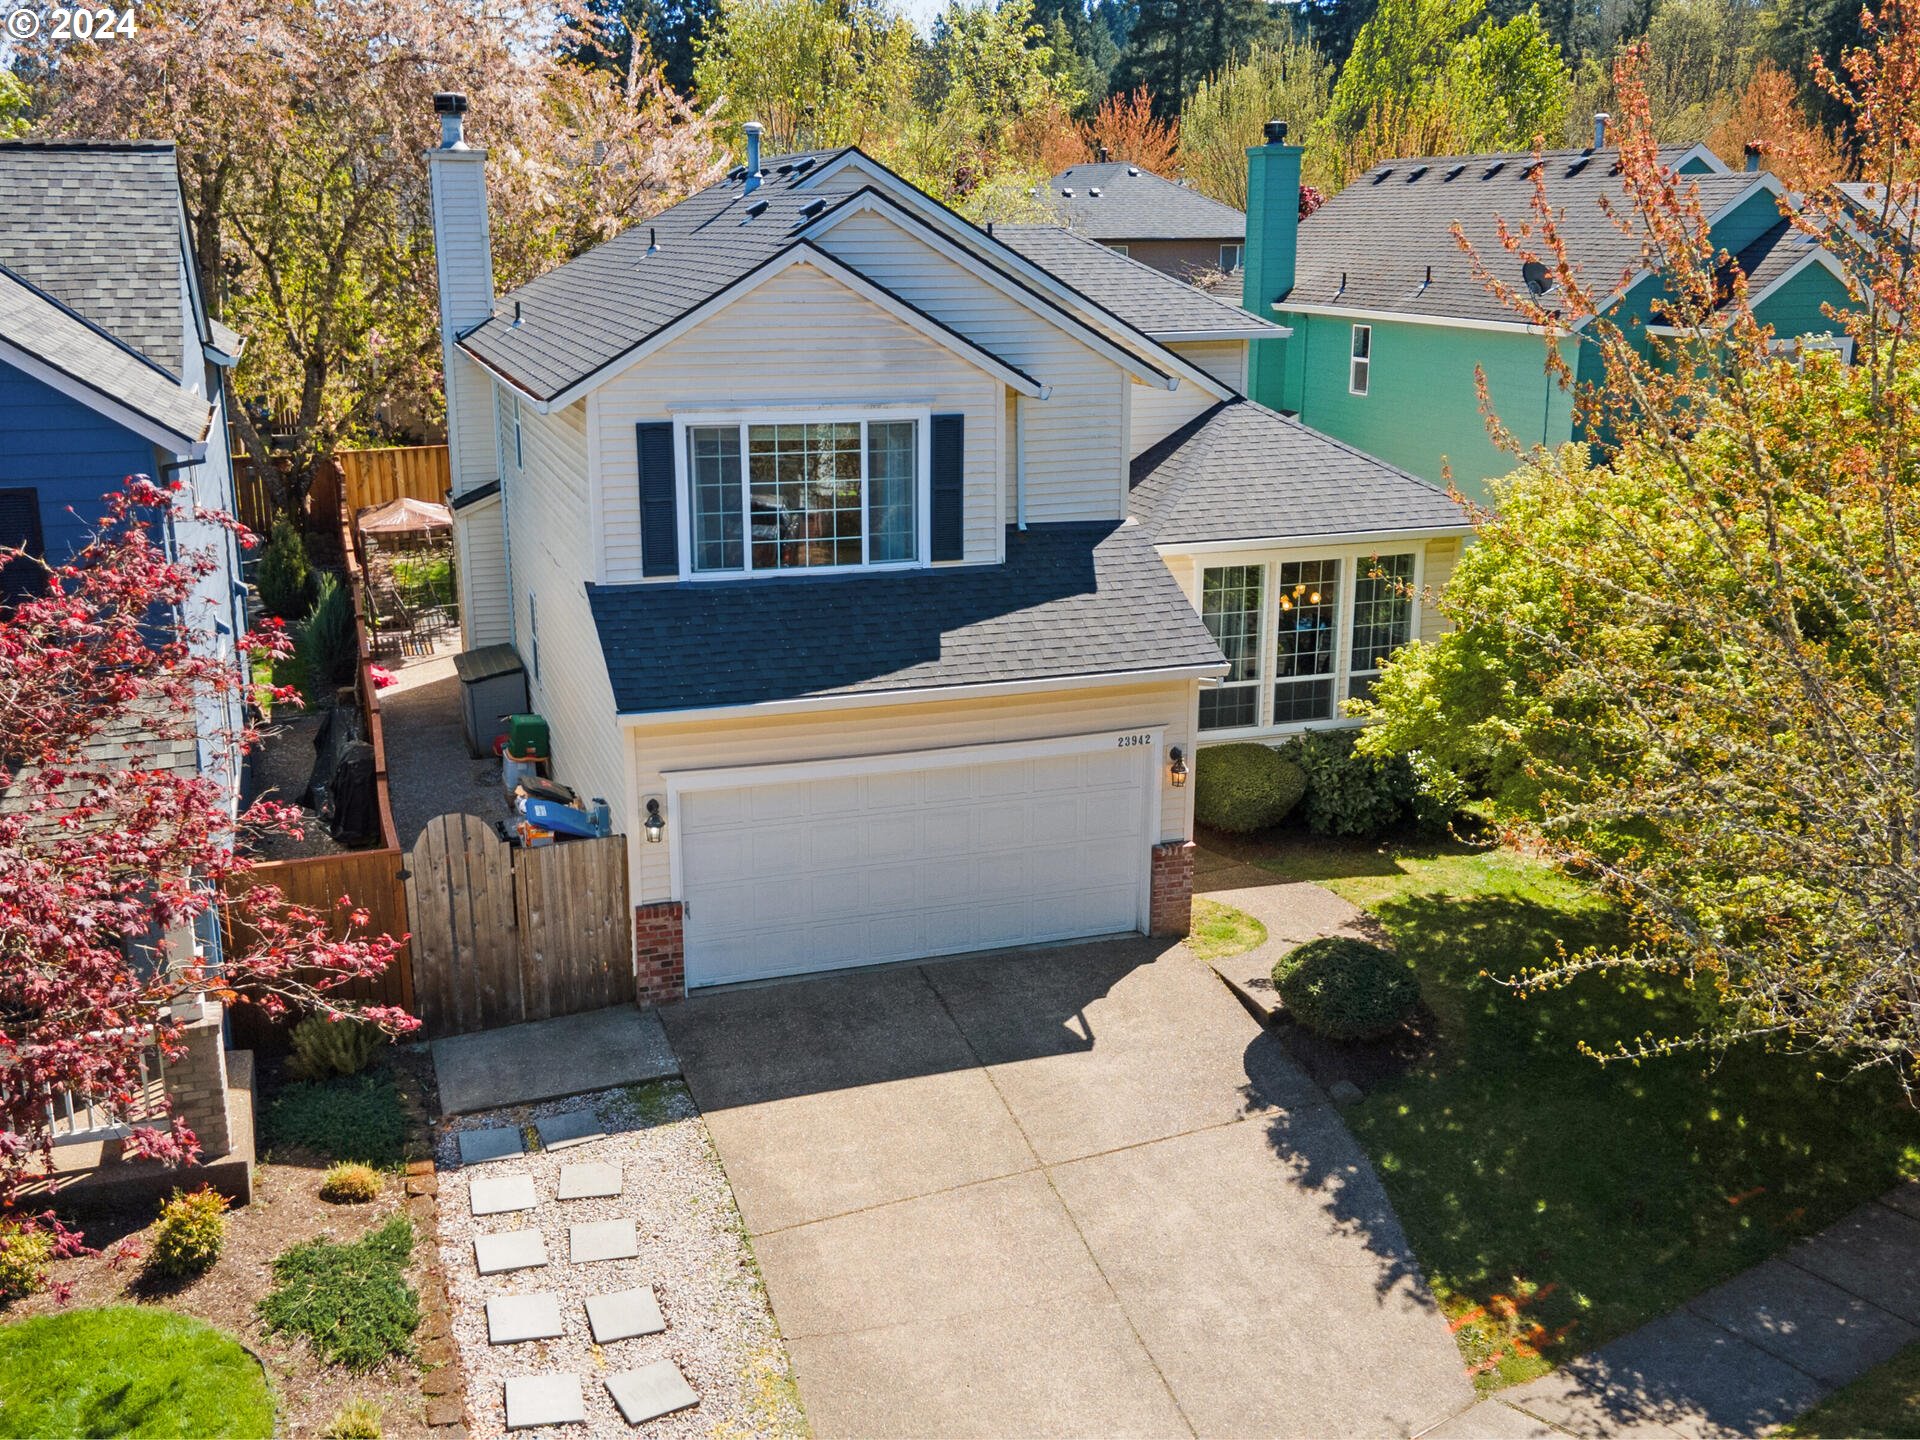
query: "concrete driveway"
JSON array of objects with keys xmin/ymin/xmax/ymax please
[{"xmin": 661, "ymin": 937, "xmax": 1470, "ymax": 1439}]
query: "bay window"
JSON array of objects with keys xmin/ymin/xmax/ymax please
[
  {"xmin": 1196, "ymin": 548, "xmax": 1419, "ymax": 733},
  {"xmin": 684, "ymin": 414, "xmax": 924, "ymax": 575}
]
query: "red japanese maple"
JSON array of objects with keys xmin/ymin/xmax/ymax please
[{"xmin": 0, "ymin": 478, "xmax": 412, "ymax": 1222}]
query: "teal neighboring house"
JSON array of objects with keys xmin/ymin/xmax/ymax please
[{"xmin": 1239, "ymin": 124, "xmax": 1855, "ymax": 503}]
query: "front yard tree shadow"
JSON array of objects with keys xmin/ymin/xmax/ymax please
[{"xmin": 1343, "ymin": 885, "xmax": 1920, "ymax": 1389}]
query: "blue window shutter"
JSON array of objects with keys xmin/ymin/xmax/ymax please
[
  {"xmin": 930, "ymin": 413, "xmax": 963, "ymax": 562},
  {"xmin": 636, "ymin": 422, "xmax": 678, "ymax": 578}
]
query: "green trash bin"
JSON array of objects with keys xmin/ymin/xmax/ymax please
[{"xmin": 503, "ymin": 713, "xmax": 550, "ymax": 761}]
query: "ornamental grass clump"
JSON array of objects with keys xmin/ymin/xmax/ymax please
[
  {"xmin": 148, "ymin": 1186, "xmax": 229, "ymax": 1279},
  {"xmin": 320, "ymin": 1162, "xmax": 383, "ymax": 1204},
  {"xmin": 1275, "ymin": 937, "xmax": 1421, "ymax": 1041},
  {"xmin": 289, "ymin": 1013, "xmax": 386, "ymax": 1080}
]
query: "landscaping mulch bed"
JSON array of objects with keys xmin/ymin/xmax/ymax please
[
  {"xmin": 245, "ymin": 709, "xmax": 352, "ymax": 861},
  {"xmin": 10, "ymin": 1048, "xmax": 450, "ymax": 1439}
]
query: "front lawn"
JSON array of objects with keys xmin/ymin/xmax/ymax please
[
  {"xmin": 1249, "ymin": 832, "xmax": 1920, "ymax": 1391},
  {"xmin": 0, "ymin": 1305, "xmax": 274, "ymax": 1438},
  {"xmin": 1780, "ymin": 1340, "xmax": 1920, "ymax": 1437},
  {"xmin": 1185, "ymin": 897, "xmax": 1267, "ymax": 962}
]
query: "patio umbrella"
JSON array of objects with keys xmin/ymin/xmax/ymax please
[{"xmin": 356, "ymin": 496, "xmax": 452, "ymax": 536}]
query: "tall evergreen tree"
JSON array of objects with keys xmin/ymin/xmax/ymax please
[
  {"xmin": 571, "ymin": 0, "xmax": 720, "ymax": 96},
  {"xmin": 1113, "ymin": 0, "xmax": 1274, "ymax": 111}
]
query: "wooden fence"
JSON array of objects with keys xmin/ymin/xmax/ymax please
[
  {"xmin": 405, "ymin": 815, "xmax": 633, "ymax": 1037},
  {"xmin": 337, "ymin": 445, "xmax": 451, "ymax": 515}
]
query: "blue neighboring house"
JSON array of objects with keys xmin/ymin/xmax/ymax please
[{"xmin": 0, "ymin": 140, "xmax": 250, "ymax": 815}]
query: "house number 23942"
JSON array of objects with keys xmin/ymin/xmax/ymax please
[{"xmin": 1115, "ymin": 733, "xmax": 1153, "ymax": 748}]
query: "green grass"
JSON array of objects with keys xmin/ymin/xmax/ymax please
[
  {"xmin": 1185, "ymin": 897, "xmax": 1268, "ymax": 962},
  {"xmin": 1249, "ymin": 832, "xmax": 1920, "ymax": 1391},
  {"xmin": 261, "ymin": 1071, "xmax": 408, "ymax": 1167},
  {"xmin": 1780, "ymin": 1340, "xmax": 1920, "ymax": 1436},
  {"xmin": 258, "ymin": 1216, "xmax": 418, "ymax": 1372},
  {"xmin": 0, "ymin": 1305, "xmax": 274, "ymax": 1438}
]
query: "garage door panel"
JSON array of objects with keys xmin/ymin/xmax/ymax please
[{"xmin": 682, "ymin": 740, "xmax": 1155, "ymax": 987}]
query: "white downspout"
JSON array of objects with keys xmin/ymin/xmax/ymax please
[{"xmin": 1015, "ymin": 393, "xmax": 1028, "ymax": 531}]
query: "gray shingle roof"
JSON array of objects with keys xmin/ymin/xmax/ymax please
[
  {"xmin": 1130, "ymin": 399, "xmax": 1468, "ymax": 544},
  {"xmin": 0, "ymin": 265, "xmax": 209, "ymax": 444},
  {"xmin": 460, "ymin": 152, "xmax": 860, "ymax": 400},
  {"xmin": 0, "ymin": 142, "xmax": 190, "ymax": 376},
  {"xmin": 1291, "ymin": 145, "xmax": 1758, "ymax": 325},
  {"xmin": 1726, "ymin": 217, "xmax": 1827, "ymax": 303},
  {"xmin": 588, "ymin": 521, "xmax": 1226, "ymax": 714},
  {"xmin": 994, "ymin": 224, "xmax": 1275, "ymax": 339},
  {"xmin": 1041, "ymin": 163, "xmax": 1245, "ymax": 242}
]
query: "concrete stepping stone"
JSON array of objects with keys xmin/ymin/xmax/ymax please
[
  {"xmin": 474, "ymin": 1229, "xmax": 548, "ymax": 1275},
  {"xmin": 557, "ymin": 1161, "xmax": 622, "ymax": 1201},
  {"xmin": 586, "ymin": 1285, "xmax": 666, "ymax": 1343},
  {"xmin": 606, "ymin": 1360, "xmax": 699, "ymax": 1426},
  {"xmin": 505, "ymin": 1373, "xmax": 584, "ymax": 1430},
  {"xmin": 470, "ymin": 1172, "xmax": 539, "ymax": 1217},
  {"xmin": 536, "ymin": 1109, "xmax": 605, "ymax": 1150},
  {"xmin": 458, "ymin": 1126, "xmax": 525, "ymax": 1166},
  {"xmin": 487, "ymin": 1291, "xmax": 565, "ymax": 1345},
  {"xmin": 570, "ymin": 1218, "xmax": 639, "ymax": 1263}
]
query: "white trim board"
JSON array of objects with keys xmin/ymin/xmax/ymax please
[
  {"xmin": 0, "ymin": 334, "xmax": 208, "ymax": 453},
  {"xmin": 615, "ymin": 663, "xmax": 1223, "ymax": 727},
  {"xmin": 1156, "ymin": 525, "xmax": 1470, "ymax": 555}
]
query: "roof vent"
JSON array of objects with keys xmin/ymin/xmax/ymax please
[
  {"xmin": 1097, "ymin": 144, "xmax": 1111, "ymax": 162},
  {"xmin": 1061, "ymin": 186, "xmax": 1074, "ymax": 197},
  {"xmin": 1371, "ymin": 167, "xmax": 1394, "ymax": 184},
  {"xmin": 1089, "ymin": 186, "xmax": 1102, "ymax": 197},
  {"xmin": 744, "ymin": 198, "xmax": 769, "ymax": 220},
  {"xmin": 1444, "ymin": 163, "xmax": 1466, "ymax": 181},
  {"xmin": 728, "ymin": 164, "xmax": 746, "ymax": 181},
  {"xmin": 512, "ymin": 300, "xmax": 523, "ymax": 326},
  {"xmin": 1524, "ymin": 159, "xmax": 1544, "ymax": 178},
  {"xmin": 1482, "ymin": 160, "xmax": 1505, "ymax": 179},
  {"xmin": 743, "ymin": 120, "xmax": 764, "ymax": 194},
  {"xmin": 1407, "ymin": 165, "xmax": 1429, "ymax": 182},
  {"xmin": 1522, "ymin": 259, "xmax": 1552, "ymax": 295},
  {"xmin": 792, "ymin": 155, "xmax": 817, "ymax": 174},
  {"xmin": 1565, "ymin": 156, "xmax": 1592, "ymax": 178},
  {"xmin": 1127, "ymin": 165, "xmax": 1139, "ymax": 177},
  {"xmin": 645, "ymin": 227, "xmax": 658, "ymax": 257},
  {"xmin": 799, "ymin": 197, "xmax": 827, "ymax": 220}
]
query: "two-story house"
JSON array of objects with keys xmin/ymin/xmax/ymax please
[
  {"xmin": 1239, "ymin": 122, "xmax": 1856, "ymax": 503},
  {"xmin": 0, "ymin": 141, "xmax": 250, "ymax": 810},
  {"xmin": 427, "ymin": 97, "xmax": 1468, "ymax": 999},
  {"xmin": 1041, "ymin": 158, "xmax": 1246, "ymax": 282}
]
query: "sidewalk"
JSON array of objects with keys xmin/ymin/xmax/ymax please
[{"xmin": 1420, "ymin": 1184, "xmax": 1920, "ymax": 1438}]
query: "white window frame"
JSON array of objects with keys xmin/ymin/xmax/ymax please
[
  {"xmin": 1193, "ymin": 542, "xmax": 1423, "ymax": 739},
  {"xmin": 1349, "ymin": 324, "xmax": 1372, "ymax": 396},
  {"xmin": 511, "ymin": 393, "xmax": 523, "ymax": 470},
  {"xmin": 1108, "ymin": 243, "xmax": 1129, "ymax": 257},
  {"xmin": 1768, "ymin": 333, "xmax": 1855, "ymax": 366},
  {"xmin": 671, "ymin": 406, "xmax": 934, "ymax": 581},
  {"xmin": 1220, "ymin": 242, "xmax": 1244, "ymax": 273}
]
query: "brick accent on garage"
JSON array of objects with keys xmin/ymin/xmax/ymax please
[
  {"xmin": 1150, "ymin": 840, "xmax": 1196, "ymax": 938},
  {"xmin": 634, "ymin": 901, "xmax": 686, "ymax": 1005}
]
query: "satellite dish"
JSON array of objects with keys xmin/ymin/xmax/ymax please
[{"xmin": 1522, "ymin": 259, "xmax": 1552, "ymax": 295}]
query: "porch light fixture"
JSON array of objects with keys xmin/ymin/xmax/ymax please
[
  {"xmin": 1169, "ymin": 747, "xmax": 1188, "ymax": 788},
  {"xmin": 644, "ymin": 798, "xmax": 666, "ymax": 844}
]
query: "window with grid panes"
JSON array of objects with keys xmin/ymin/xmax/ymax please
[
  {"xmin": 1199, "ymin": 566, "xmax": 1261, "ymax": 729},
  {"xmin": 1273, "ymin": 559, "xmax": 1340, "ymax": 723},
  {"xmin": 1348, "ymin": 553, "xmax": 1415, "ymax": 700}
]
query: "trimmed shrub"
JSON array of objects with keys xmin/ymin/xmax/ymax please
[
  {"xmin": 1193, "ymin": 743, "xmax": 1308, "ymax": 833},
  {"xmin": 298, "ymin": 573, "xmax": 359, "ymax": 691},
  {"xmin": 1274, "ymin": 937, "xmax": 1421, "ymax": 1041},
  {"xmin": 1288, "ymin": 730, "xmax": 1417, "ymax": 839},
  {"xmin": 257, "ymin": 516, "xmax": 311, "ymax": 620},
  {"xmin": 322, "ymin": 1397, "xmax": 384, "ymax": 1439},
  {"xmin": 0, "ymin": 1220, "xmax": 53, "ymax": 1302},
  {"xmin": 262, "ymin": 1072, "xmax": 408, "ymax": 1167},
  {"xmin": 148, "ymin": 1186, "xmax": 229, "ymax": 1279},
  {"xmin": 259, "ymin": 1216, "xmax": 419, "ymax": 1371},
  {"xmin": 320, "ymin": 1163, "xmax": 384, "ymax": 1205},
  {"xmin": 289, "ymin": 1013, "xmax": 385, "ymax": 1081}
]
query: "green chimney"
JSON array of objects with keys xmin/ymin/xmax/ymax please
[{"xmin": 1243, "ymin": 120, "xmax": 1301, "ymax": 409}]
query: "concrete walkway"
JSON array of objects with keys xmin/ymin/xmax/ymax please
[
  {"xmin": 1421, "ymin": 1184, "xmax": 1920, "ymax": 1438},
  {"xmin": 431, "ymin": 1006, "xmax": 679, "ymax": 1115},
  {"xmin": 664, "ymin": 938, "xmax": 1472, "ymax": 1438},
  {"xmin": 377, "ymin": 638, "xmax": 511, "ymax": 851},
  {"xmin": 1194, "ymin": 844, "xmax": 1386, "ymax": 1023}
]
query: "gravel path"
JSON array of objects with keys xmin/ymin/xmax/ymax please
[
  {"xmin": 380, "ymin": 643, "xmax": 511, "ymax": 850},
  {"xmin": 436, "ymin": 1084, "xmax": 807, "ymax": 1439}
]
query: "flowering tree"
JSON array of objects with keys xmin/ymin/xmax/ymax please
[
  {"xmin": 1082, "ymin": 87, "xmax": 1180, "ymax": 173},
  {"xmin": 0, "ymin": 480, "xmax": 411, "ymax": 1223},
  {"xmin": 1358, "ymin": 18, "xmax": 1920, "ymax": 1092}
]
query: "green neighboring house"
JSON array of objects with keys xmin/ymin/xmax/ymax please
[{"xmin": 1239, "ymin": 127, "xmax": 1855, "ymax": 504}]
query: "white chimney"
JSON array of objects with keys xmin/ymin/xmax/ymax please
[
  {"xmin": 426, "ymin": 90, "xmax": 499, "ymax": 507},
  {"xmin": 1594, "ymin": 112, "xmax": 1609, "ymax": 149},
  {"xmin": 743, "ymin": 121, "xmax": 764, "ymax": 194}
]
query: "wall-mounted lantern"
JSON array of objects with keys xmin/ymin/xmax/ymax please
[
  {"xmin": 1169, "ymin": 747, "xmax": 1188, "ymax": 788},
  {"xmin": 644, "ymin": 797, "xmax": 666, "ymax": 844}
]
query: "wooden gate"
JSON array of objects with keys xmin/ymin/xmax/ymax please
[{"xmin": 405, "ymin": 814, "xmax": 633, "ymax": 1036}]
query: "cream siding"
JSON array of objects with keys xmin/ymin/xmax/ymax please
[
  {"xmin": 1129, "ymin": 376, "xmax": 1218, "ymax": 460},
  {"xmin": 1420, "ymin": 535, "xmax": 1462, "ymax": 643},
  {"xmin": 1168, "ymin": 339, "xmax": 1247, "ymax": 395},
  {"xmin": 498, "ymin": 389, "xmax": 629, "ymax": 821},
  {"xmin": 622, "ymin": 679, "xmax": 1198, "ymax": 904},
  {"xmin": 814, "ymin": 210, "xmax": 1130, "ymax": 523},
  {"xmin": 454, "ymin": 498, "xmax": 510, "ymax": 648},
  {"xmin": 593, "ymin": 261, "xmax": 1004, "ymax": 583}
]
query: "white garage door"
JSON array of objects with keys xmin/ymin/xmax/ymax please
[{"xmin": 676, "ymin": 735, "xmax": 1157, "ymax": 987}]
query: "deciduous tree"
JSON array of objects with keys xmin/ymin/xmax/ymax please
[
  {"xmin": 1179, "ymin": 34, "xmax": 1339, "ymax": 201},
  {"xmin": 1083, "ymin": 85, "xmax": 1180, "ymax": 170}
]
